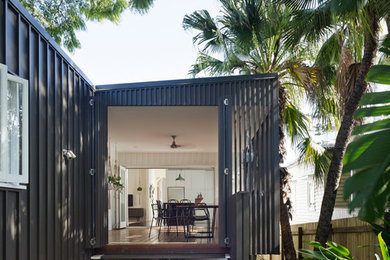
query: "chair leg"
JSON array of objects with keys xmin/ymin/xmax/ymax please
[
  {"xmin": 208, "ymin": 218, "xmax": 211, "ymax": 238},
  {"xmin": 158, "ymin": 218, "xmax": 162, "ymax": 237},
  {"xmin": 149, "ymin": 218, "xmax": 154, "ymax": 237},
  {"xmin": 175, "ymin": 215, "xmax": 179, "ymax": 236}
]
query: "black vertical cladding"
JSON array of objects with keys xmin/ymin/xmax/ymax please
[
  {"xmin": 3, "ymin": 0, "xmax": 279, "ymax": 258},
  {"xmin": 6, "ymin": 4, "xmax": 18, "ymax": 73},
  {"xmin": 271, "ymin": 79, "xmax": 280, "ymax": 253},
  {"xmin": 38, "ymin": 37, "xmax": 48, "ymax": 260},
  {"xmin": 94, "ymin": 74, "xmax": 279, "ymax": 256},
  {"xmin": 0, "ymin": 191, "xmax": 4, "ymax": 257},
  {"xmin": 225, "ymin": 76, "xmax": 280, "ymax": 257},
  {"xmin": 1, "ymin": 0, "xmax": 93, "ymax": 260},
  {"xmin": 47, "ymin": 46, "xmax": 55, "ymax": 260},
  {"xmin": 0, "ymin": 0, "xmax": 4, "ymax": 63}
]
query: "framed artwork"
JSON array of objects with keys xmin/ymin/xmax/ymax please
[{"xmin": 167, "ymin": 186, "xmax": 185, "ymax": 201}]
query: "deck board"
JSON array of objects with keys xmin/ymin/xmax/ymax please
[
  {"xmin": 109, "ymin": 226, "xmax": 218, "ymax": 244},
  {"xmin": 95, "ymin": 226, "xmax": 229, "ymax": 257}
]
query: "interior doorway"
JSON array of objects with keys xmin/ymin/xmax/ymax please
[{"xmin": 106, "ymin": 106, "xmax": 219, "ymax": 245}]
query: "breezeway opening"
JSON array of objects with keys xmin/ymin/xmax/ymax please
[{"xmin": 106, "ymin": 106, "xmax": 220, "ymax": 246}]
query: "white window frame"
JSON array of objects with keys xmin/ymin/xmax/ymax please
[
  {"xmin": 0, "ymin": 63, "xmax": 29, "ymax": 185},
  {"xmin": 307, "ymin": 180, "xmax": 315, "ymax": 210}
]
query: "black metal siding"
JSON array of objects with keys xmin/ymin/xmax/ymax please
[
  {"xmin": 0, "ymin": 0, "xmax": 93, "ymax": 259},
  {"xmin": 1, "ymin": 0, "xmax": 280, "ymax": 258},
  {"xmin": 94, "ymin": 75, "xmax": 280, "ymax": 256},
  {"xmin": 228, "ymin": 78, "xmax": 280, "ymax": 255}
]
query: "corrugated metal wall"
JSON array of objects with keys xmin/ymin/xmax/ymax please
[
  {"xmin": 229, "ymin": 77, "xmax": 280, "ymax": 255},
  {"xmin": 0, "ymin": 0, "xmax": 93, "ymax": 259},
  {"xmin": 1, "ymin": 0, "xmax": 280, "ymax": 258},
  {"xmin": 94, "ymin": 75, "xmax": 280, "ymax": 256}
]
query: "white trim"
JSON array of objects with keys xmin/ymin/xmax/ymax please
[
  {"xmin": 307, "ymin": 180, "xmax": 315, "ymax": 210},
  {"xmin": 0, "ymin": 182, "xmax": 27, "ymax": 190},
  {"xmin": 0, "ymin": 64, "xmax": 8, "ymax": 183},
  {"xmin": 0, "ymin": 63, "xmax": 29, "ymax": 184}
]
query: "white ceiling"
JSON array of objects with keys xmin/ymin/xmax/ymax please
[{"xmin": 108, "ymin": 106, "xmax": 218, "ymax": 153}]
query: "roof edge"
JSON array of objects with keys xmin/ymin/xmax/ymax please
[{"xmin": 95, "ymin": 73, "xmax": 278, "ymax": 91}]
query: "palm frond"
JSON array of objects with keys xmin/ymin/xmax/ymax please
[
  {"xmin": 284, "ymin": 5, "xmax": 336, "ymax": 48},
  {"xmin": 314, "ymin": 30, "xmax": 344, "ymax": 67},
  {"xmin": 85, "ymin": 0, "xmax": 129, "ymax": 22},
  {"xmin": 183, "ymin": 10, "xmax": 227, "ymax": 53},
  {"xmin": 283, "ymin": 103, "xmax": 310, "ymax": 145},
  {"xmin": 297, "ymin": 137, "xmax": 332, "ymax": 181},
  {"xmin": 128, "ymin": 0, "xmax": 154, "ymax": 14},
  {"xmin": 188, "ymin": 52, "xmax": 227, "ymax": 76}
]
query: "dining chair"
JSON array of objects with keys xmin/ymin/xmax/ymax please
[
  {"xmin": 156, "ymin": 200, "xmax": 178, "ymax": 237},
  {"xmin": 185, "ymin": 203, "xmax": 212, "ymax": 238},
  {"xmin": 149, "ymin": 203, "xmax": 159, "ymax": 237}
]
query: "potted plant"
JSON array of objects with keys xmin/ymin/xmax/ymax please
[
  {"xmin": 108, "ymin": 176, "xmax": 124, "ymax": 191},
  {"xmin": 195, "ymin": 192, "xmax": 203, "ymax": 204}
]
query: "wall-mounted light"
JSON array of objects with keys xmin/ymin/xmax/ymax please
[{"xmin": 63, "ymin": 149, "xmax": 77, "ymax": 160}]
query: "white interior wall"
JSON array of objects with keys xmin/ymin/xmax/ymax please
[
  {"xmin": 119, "ymin": 152, "xmax": 218, "ymax": 204},
  {"xmin": 127, "ymin": 169, "xmax": 148, "ymax": 223},
  {"xmin": 107, "ymin": 140, "xmax": 119, "ymax": 230},
  {"xmin": 166, "ymin": 169, "xmax": 215, "ymax": 204},
  {"xmin": 119, "ymin": 152, "xmax": 217, "ymax": 169},
  {"xmin": 146, "ymin": 169, "xmax": 166, "ymax": 225}
]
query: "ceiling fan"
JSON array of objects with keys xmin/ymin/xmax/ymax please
[{"xmin": 170, "ymin": 135, "xmax": 182, "ymax": 149}]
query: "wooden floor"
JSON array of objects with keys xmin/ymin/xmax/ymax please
[
  {"xmin": 96, "ymin": 226, "xmax": 229, "ymax": 257},
  {"xmin": 108, "ymin": 226, "xmax": 218, "ymax": 244}
]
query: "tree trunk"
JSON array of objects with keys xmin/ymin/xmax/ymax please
[
  {"xmin": 314, "ymin": 7, "xmax": 380, "ymax": 245},
  {"xmin": 280, "ymin": 168, "xmax": 296, "ymax": 260},
  {"xmin": 279, "ymin": 84, "xmax": 297, "ymax": 259}
]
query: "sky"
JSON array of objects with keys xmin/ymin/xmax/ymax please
[{"xmin": 66, "ymin": 0, "xmax": 221, "ymax": 85}]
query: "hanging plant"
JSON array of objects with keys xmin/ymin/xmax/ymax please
[{"xmin": 108, "ymin": 176, "xmax": 124, "ymax": 191}]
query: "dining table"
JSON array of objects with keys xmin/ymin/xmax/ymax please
[
  {"xmin": 162, "ymin": 202, "xmax": 194, "ymax": 226},
  {"xmin": 175, "ymin": 203, "xmax": 219, "ymax": 238}
]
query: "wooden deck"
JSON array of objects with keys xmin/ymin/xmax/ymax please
[
  {"xmin": 93, "ymin": 226, "xmax": 229, "ymax": 258},
  {"xmin": 109, "ymin": 226, "xmax": 218, "ymax": 244}
]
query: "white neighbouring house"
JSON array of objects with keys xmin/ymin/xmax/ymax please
[
  {"xmin": 287, "ymin": 160, "xmax": 358, "ymax": 225},
  {"xmin": 285, "ymin": 130, "xmax": 358, "ymax": 225}
]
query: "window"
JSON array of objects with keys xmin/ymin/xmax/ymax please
[
  {"xmin": 307, "ymin": 180, "xmax": 315, "ymax": 210},
  {"xmin": 0, "ymin": 63, "xmax": 29, "ymax": 185}
]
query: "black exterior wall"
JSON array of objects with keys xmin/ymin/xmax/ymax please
[
  {"xmin": 1, "ymin": 0, "xmax": 280, "ymax": 258},
  {"xmin": 0, "ymin": 0, "xmax": 94, "ymax": 259},
  {"xmin": 94, "ymin": 75, "xmax": 280, "ymax": 257}
]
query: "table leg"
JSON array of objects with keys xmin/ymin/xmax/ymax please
[{"xmin": 211, "ymin": 208, "xmax": 217, "ymax": 238}]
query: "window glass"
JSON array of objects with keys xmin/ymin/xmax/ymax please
[
  {"xmin": 0, "ymin": 63, "xmax": 29, "ymax": 186},
  {"xmin": 7, "ymin": 80, "xmax": 24, "ymax": 176},
  {"xmin": 308, "ymin": 181, "xmax": 315, "ymax": 209}
]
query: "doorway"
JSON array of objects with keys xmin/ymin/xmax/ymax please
[{"xmin": 106, "ymin": 106, "xmax": 219, "ymax": 245}]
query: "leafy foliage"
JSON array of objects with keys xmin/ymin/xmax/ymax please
[
  {"xmin": 297, "ymin": 137, "xmax": 332, "ymax": 180},
  {"xmin": 343, "ymin": 38, "xmax": 390, "ymax": 222},
  {"xmin": 379, "ymin": 232, "xmax": 390, "ymax": 260},
  {"xmin": 108, "ymin": 175, "xmax": 124, "ymax": 191},
  {"xmin": 20, "ymin": 0, "xmax": 154, "ymax": 51},
  {"xmin": 299, "ymin": 233, "xmax": 389, "ymax": 260},
  {"xmin": 299, "ymin": 240, "xmax": 353, "ymax": 259},
  {"xmin": 183, "ymin": 0, "xmax": 339, "ymax": 170}
]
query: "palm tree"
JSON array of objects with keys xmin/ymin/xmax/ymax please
[
  {"xmin": 183, "ymin": 0, "xmax": 337, "ymax": 258},
  {"xmin": 282, "ymin": 0, "xmax": 390, "ymax": 245}
]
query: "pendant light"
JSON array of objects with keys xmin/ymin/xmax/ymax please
[{"xmin": 175, "ymin": 170, "xmax": 185, "ymax": 181}]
